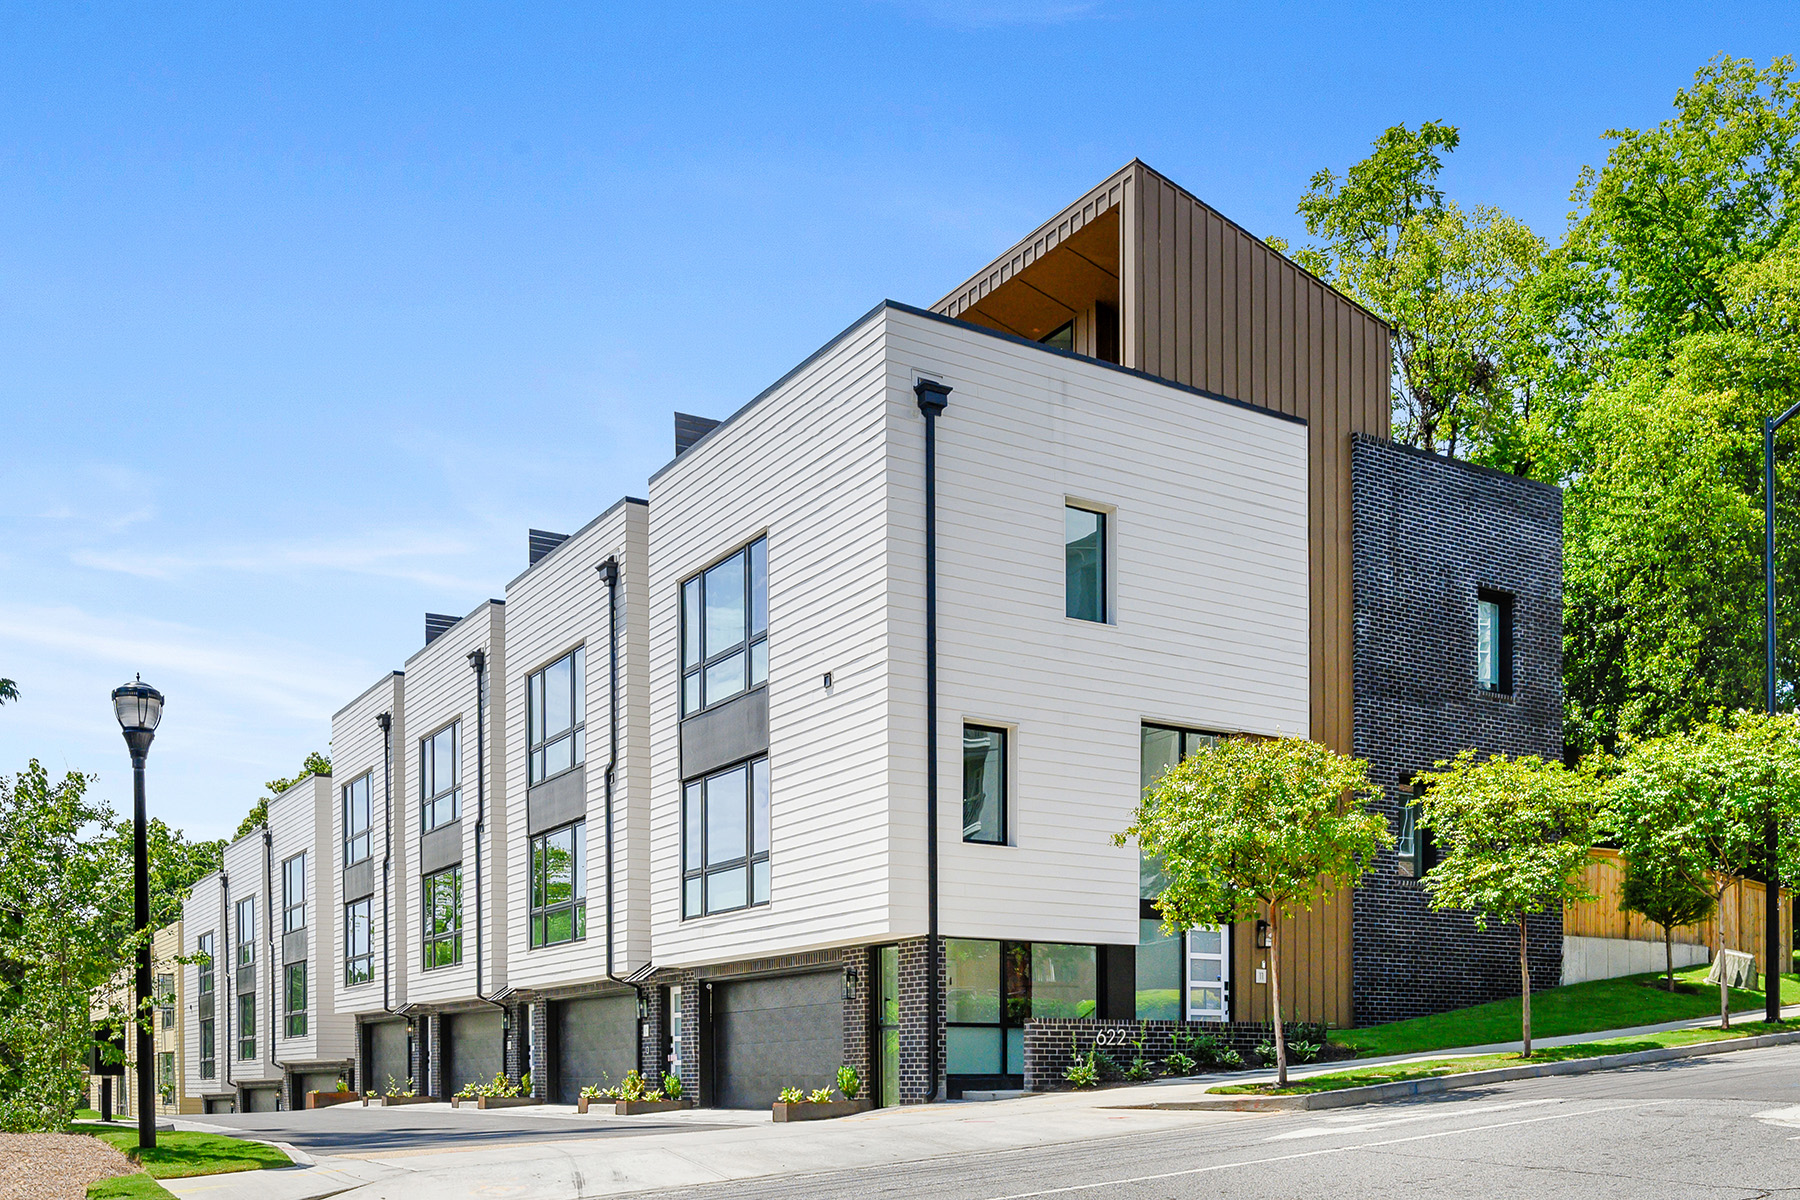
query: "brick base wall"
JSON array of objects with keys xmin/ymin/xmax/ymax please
[{"xmin": 1022, "ymin": 1020, "xmax": 1279, "ymax": 1092}]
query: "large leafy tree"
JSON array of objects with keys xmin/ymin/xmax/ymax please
[
  {"xmin": 1273, "ymin": 121, "xmax": 1551, "ymax": 471},
  {"xmin": 0, "ymin": 762, "xmax": 138, "ymax": 1131},
  {"xmin": 1117, "ymin": 736, "xmax": 1389, "ymax": 1087},
  {"xmin": 234, "ymin": 750, "xmax": 331, "ymax": 840},
  {"xmin": 1415, "ymin": 752, "xmax": 1599, "ymax": 1056},
  {"xmin": 1620, "ymin": 858, "xmax": 1717, "ymax": 993}
]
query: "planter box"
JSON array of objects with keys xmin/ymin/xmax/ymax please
[
  {"xmin": 772, "ymin": 1098, "xmax": 872, "ymax": 1123},
  {"xmin": 305, "ymin": 1091, "xmax": 359, "ymax": 1110},
  {"xmin": 477, "ymin": 1095, "xmax": 543, "ymax": 1110},
  {"xmin": 615, "ymin": 1099, "xmax": 691, "ymax": 1115},
  {"xmin": 379, "ymin": 1095, "xmax": 436, "ymax": 1106}
]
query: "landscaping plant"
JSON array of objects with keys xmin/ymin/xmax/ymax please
[
  {"xmin": 1118, "ymin": 735, "xmax": 1390, "ymax": 1086},
  {"xmin": 1416, "ymin": 750, "xmax": 1600, "ymax": 1056},
  {"xmin": 1163, "ymin": 1050, "xmax": 1197, "ymax": 1077},
  {"xmin": 661, "ymin": 1072, "xmax": 682, "ymax": 1100},
  {"xmin": 806, "ymin": 1087, "xmax": 833, "ymax": 1104},
  {"xmin": 835, "ymin": 1065, "xmax": 860, "ymax": 1101},
  {"xmin": 776, "ymin": 1086, "xmax": 804, "ymax": 1104}
]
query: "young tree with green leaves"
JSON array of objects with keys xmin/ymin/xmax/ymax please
[
  {"xmin": 0, "ymin": 678, "xmax": 17, "ymax": 706},
  {"xmin": 1116, "ymin": 736, "xmax": 1390, "ymax": 1087},
  {"xmin": 1619, "ymin": 856, "xmax": 1716, "ymax": 993},
  {"xmin": 1415, "ymin": 751, "xmax": 1599, "ymax": 1057},
  {"xmin": 234, "ymin": 749, "xmax": 331, "ymax": 839}
]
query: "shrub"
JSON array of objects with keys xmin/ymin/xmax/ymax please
[
  {"xmin": 613, "ymin": 1070, "xmax": 650, "ymax": 1102},
  {"xmin": 662, "ymin": 1072, "xmax": 683, "ymax": 1100},
  {"xmin": 1064, "ymin": 1053, "xmax": 1101, "ymax": 1089},
  {"xmin": 1287, "ymin": 1041, "xmax": 1323, "ymax": 1065},
  {"xmin": 384, "ymin": 1075, "xmax": 416, "ymax": 1098},
  {"xmin": 1253, "ymin": 1040, "xmax": 1277, "ymax": 1067},
  {"xmin": 1214, "ymin": 1048, "xmax": 1245, "ymax": 1070},
  {"xmin": 579, "ymin": 1084, "xmax": 606, "ymax": 1101},
  {"xmin": 806, "ymin": 1087, "xmax": 834, "ymax": 1104},
  {"xmin": 836, "ymin": 1065, "xmax": 861, "ymax": 1100},
  {"xmin": 777, "ymin": 1086, "xmax": 805, "ymax": 1104},
  {"xmin": 1163, "ymin": 1051, "xmax": 1196, "ymax": 1077},
  {"xmin": 1124, "ymin": 1058, "xmax": 1154, "ymax": 1082}
]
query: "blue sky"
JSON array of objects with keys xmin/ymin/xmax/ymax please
[{"xmin": 1, "ymin": 1, "xmax": 1792, "ymax": 842}]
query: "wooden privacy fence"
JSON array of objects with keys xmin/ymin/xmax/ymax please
[{"xmin": 1565, "ymin": 848, "xmax": 1794, "ymax": 973}]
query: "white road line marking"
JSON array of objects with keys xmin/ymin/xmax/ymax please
[{"xmin": 983, "ymin": 1102, "xmax": 1656, "ymax": 1199}]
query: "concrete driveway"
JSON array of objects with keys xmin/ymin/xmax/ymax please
[{"xmin": 185, "ymin": 1102, "xmax": 738, "ymax": 1154}]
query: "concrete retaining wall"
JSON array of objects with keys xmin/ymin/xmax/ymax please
[{"xmin": 1562, "ymin": 935, "xmax": 1709, "ymax": 984}]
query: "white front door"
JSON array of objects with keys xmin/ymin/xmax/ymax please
[{"xmin": 1187, "ymin": 926, "xmax": 1230, "ymax": 1022}]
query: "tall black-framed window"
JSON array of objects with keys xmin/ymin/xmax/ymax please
[
  {"xmin": 282, "ymin": 852, "xmax": 307, "ymax": 934},
  {"xmin": 1139, "ymin": 724, "xmax": 1222, "ymax": 902},
  {"xmin": 681, "ymin": 756, "xmax": 770, "ymax": 917},
  {"xmin": 1477, "ymin": 588, "xmax": 1514, "ymax": 693},
  {"xmin": 236, "ymin": 897, "xmax": 256, "ymax": 968},
  {"xmin": 422, "ymin": 867, "xmax": 463, "ymax": 969},
  {"xmin": 945, "ymin": 939, "xmax": 1097, "ymax": 1084},
  {"xmin": 237, "ymin": 993, "xmax": 257, "ymax": 1061},
  {"xmin": 529, "ymin": 821, "xmax": 587, "ymax": 947},
  {"xmin": 1395, "ymin": 775, "xmax": 1434, "ymax": 878},
  {"xmin": 196, "ymin": 931, "xmax": 215, "ymax": 1079},
  {"xmin": 344, "ymin": 898, "xmax": 374, "ymax": 985},
  {"xmin": 342, "ymin": 772, "xmax": 372, "ymax": 866},
  {"xmin": 1065, "ymin": 505, "xmax": 1107, "ymax": 622},
  {"xmin": 419, "ymin": 722, "xmax": 462, "ymax": 832},
  {"xmin": 285, "ymin": 963, "xmax": 307, "ymax": 1037},
  {"xmin": 681, "ymin": 537, "xmax": 768, "ymax": 716},
  {"xmin": 962, "ymin": 725, "xmax": 1007, "ymax": 845},
  {"xmin": 528, "ymin": 646, "xmax": 586, "ymax": 785},
  {"xmin": 156, "ymin": 973, "xmax": 175, "ymax": 1027}
]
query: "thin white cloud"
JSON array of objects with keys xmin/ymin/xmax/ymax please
[{"xmin": 68, "ymin": 530, "xmax": 493, "ymax": 593}]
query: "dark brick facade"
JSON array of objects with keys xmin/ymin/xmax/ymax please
[
  {"xmin": 897, "ymin": 938, "xmax": 935, "ymax": 1104},
  {"xmin": 1022, "ymin": 1019, "xmax": 1279, "ymax": 1092},
  {"xmin": 1349, "ymin": 435, "xmax": 1565, "ymax": 1026}
]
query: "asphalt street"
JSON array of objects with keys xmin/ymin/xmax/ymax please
[
  {"xmin": 193, "ymin": 1105, "xmax": 736, "ymax": 1153},
  {"xmin": 618, "ymin": 1047, "xmax": 1800, "ymax": 1200}
]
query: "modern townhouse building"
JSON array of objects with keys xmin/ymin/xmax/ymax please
[
  {"xmin": 267, "ymin": 772, "xmax": 357, "ymax": 1099},
  {"xmin": 331, "ymin": 670, "xmax": 413, "ymax": 1094},
  {"xmin": 90, "ymin": 921, "xmax": 197, "ymax": 1117},
  {"xmin": 501, "ymin": 506, "xmax": 656, "ymax": 1104},
  {"xmin": 400, "ymin": 601, "xmax": 511, "ymax": 1099}
]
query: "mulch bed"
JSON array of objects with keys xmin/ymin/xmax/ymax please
[{"xmin": 0, "ymin": 1133, "xmax": 136, "ymax": 1200}]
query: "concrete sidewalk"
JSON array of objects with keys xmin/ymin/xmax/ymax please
[{"xmin": 163, "ymin": 1001, "xmax": 1800, "ymax": 1200}]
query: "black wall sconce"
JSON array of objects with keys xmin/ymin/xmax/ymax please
[
  {"xmin": 842, "ymin": 965, "xmax": 859, "ymax": 1000},
  {"xmin": 1255, "ymin": 919, "xmax": 1272, "ymax": 949}
]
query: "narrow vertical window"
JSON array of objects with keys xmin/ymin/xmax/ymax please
[
  {"xmin": 285, "ymin": 963, "xmax": 307, "ymax": 1037},
  {"xmin": 1394, "ymin": 795, "xmax": 1419, "ymax": 878},
  {"xmin": 236, "ymin": 898, "xmax": 256, "ymax": 967},
  {"xmin": 422, "ymin": 867, "xmax": 463, "ymax": 969},
  {"xmin": 420, "ymin": 722, "xmax": 462, "ymax": 832},
  {"xmin": 528, "ymin": 646, "xmax": 586, "ymax": 784},
  {"xmin": 1477, "ymin": 589, "xmax": 1514, "ymax": 693},
  {"xmin": 283, "ymin": 852, "xmax": 307, "ymax": 933},
  {"xmin": 238, "ymin": 993, "xmax": 257, "ymax": 1061},
  {"xmin": 196, "ymin": 931, "xmax": 215, "ymax": 1079},
  {"xmin": 1065, "ymin": 506, "xmax": 1107, "ymax": 622},
  {"xmin": 681, "ymin": 538, "xmax": 769, "ymax": 715},
  {"xmin": 156, "ymin": 973, "xmax": 175, "ymax": 1027},
  {"xmin": 344, "ymin": 898, "xmax": 374, "ymax": 985},
  {"xmin": 529, "ymin": 821, "xmax": 587, "ymax": 947},
  {"xmin": 680, "ymin": 756, "xmax": 770, "ymax": 917},
  {"xmin": 962, "ymin": 726, "xmax": 1007, "ymax": 845},
  {"xmin": 342, "ymin": 773, "xmax": 372, "ymax": 865}
]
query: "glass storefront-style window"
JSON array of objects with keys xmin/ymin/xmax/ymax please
[{"xmin": 528, "ymin": 646, "xmax": 586, "ymax": 784}]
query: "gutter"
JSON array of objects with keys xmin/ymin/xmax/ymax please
[
  {"xmin": 915, "ymin": 378, "xmax": 951, "ymax": 1102},
  {"xmin": 221, "ymin": 872, "xmax": 232, "ymax": 1092},
  {"xmin": 378, "ymin": 711, "xmax": 397, "ymax": 1017},
  {"xmin": 467, "ymin": 647, "xmax": 508, "ymax": 1046},
  {"xmin": 263, "ymin": 826, "xmax": 283, "ymax": 1106}
]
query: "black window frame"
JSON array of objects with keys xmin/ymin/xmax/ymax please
[
  {"xmin": 680, "ymin": 755, "xmax": 771, "ymax": 919},
  {"xmin": 421, "ymin": 866, "xmax": 463, "ymax": 970},
  {"xmin": 1065, "ymin": 504, "xmax": 1108, "ymax": 623},
  {"xmin": 528, "ymin": 645, "xmax": 587, "ymax": 785},
  {"xmin": 156, "ymin": 972, "xmax": 175, "ymax": 1027},
  {"xmin": 237, "ymin": 992, "xmax": 256, "ymax": 1061},
  {"xmin": 681, "ymin": 537, "xmax": 769, "ymax": 717},
  {"xmin": 199, "ymin": 1016, "xmax": 215, "ymax": 1080},
  {"xmin": 419, "ymin": 721, "xmax": 463, "ymax": 833},
  {"xmin": 282, "ymin": 851, "xmax": 307, "ymax": 934},
  {"xmin": 236, "ymin": 897, "xmax": 256, "ymax": 968},
  {"xmin": 285, "ymin": 962, "xmax": 307, "ymax": 1037},
  {"xmin": 344, "ymin": 897, "xmax": 374, "ymax": 986},
  {"xmin": 342, "ymin": 772, "xmax": 372, "ymax": 866},
  {"xmin": 1476, "ymin": 588, "xmax": 1515, "ymax": 694},
  {"xmin": 1139, "ymin": 724, "xmax": 1223, "ymax": 913},
  {"xmin": 961, "ymin": 724, "xmax": 1009, "ymax": 846},
  {"xmin": 529, "ymin": 820, "xmax": 588, "ymax": 948}
]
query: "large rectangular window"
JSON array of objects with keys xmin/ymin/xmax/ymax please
[
  {"xmin": 1477, "ymin": 589, "xmax": 1514, "ymax": 693},
  {"xmin": 1065, "ymin": 505, "xmax": 1107, "ymax": 622},
  {"xmin": 962, "ymin": 725, "xmax": 1007, "ymax": 845},
  {"xmin": 681, "ymin": 538, "xmax": 768, "ymax": 715},
  {"xmin": 529, "ymin": 821, "xmax": 587, "ymax": 947},
  {"xmin": 420, "ymin": 722, "xmax": 462, "ymax": 832},
  {"xmin": 1139, "ymin": 724, "xmax": 1226, "ymax": 1022},
  {"xmin": 1139, "ymin": 725, "xmax": 1220, "ymax": 899},
  {"xmin": 342, "ymin": 773, "xmax": 372, "ymax": 866},
  {"xmin": 681, "ymin": 757, "xmax": 770, "ymax": 917},
  {"xmin": 236, "ymin": 898, "xmax": 256, "ymax": 968},
  {"xmin": 344, "ymin": 898, "xmax": 374, "ymax": 985},
  {"xmin": 237, "ymin": 993, "xmax": 256, "ymax": 1061},
  {"xmin": 946, "ymin": 939, "xmax": 1096, "ymax": 1080},
  {"xmin": 285, "ymin": 963, "xmax": 307, "ymax": 1037},
  {"xmin": 529, "ymin": 646, "xmax": 586, "ymax": 785},
  {"xmin": 422, "ymin": 867, "xmax": 463, "ymax": 969},
  {"xmin": 282, "ymin": 852, "xmax": 307, "ymax": 934}
]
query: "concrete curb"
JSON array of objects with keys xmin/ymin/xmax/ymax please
[{"xmin": 1111, "ymin": 1029, "xmax": 1800, "ymax": 1112}]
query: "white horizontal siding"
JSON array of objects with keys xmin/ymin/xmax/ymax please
[
  {"xmin": 180, "ymin": 878, "xmax": 222, "ymax": 1097},
  {"xmin": 218, "ymin": 831, "xmax": 280, "ymax": 1084},
  {"xmin": 267, "ymin": 775, "xmax": 355, "ymax": 1064},
  {"xmin": 329, "ymin": 673, "xmax": 406, "ymax": 1015},
  {"xmin": 501, "ymin": 501, "xmax": 653, "ymax": 992}
]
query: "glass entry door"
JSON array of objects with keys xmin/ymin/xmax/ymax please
[
  {"xmin": 877, "ymin": 946, "xmax": 900, "ymax": 1107},
  {"xmin": 1187, "ymin": 926, "xmax": 1229, "ymax": 1021}
]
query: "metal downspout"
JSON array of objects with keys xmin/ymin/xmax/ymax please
[{"xmin": 915, "ymin": 378, "xmax": 951, "ymax": 1102}]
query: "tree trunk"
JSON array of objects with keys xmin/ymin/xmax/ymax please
[
  {"xmin": 1718, "ymin": 884, "xmax": 1731, "ymax": 1031},
  {"xmin": 1268, "ymin": 906, "xmax": 1288, "ymax": 1089},
  {"xmin": 1519, "ymin": 918, "xmax": 1533, "ymax": 1058},
  {"xmin": 1665, "ymin": 925, "xmax": 1675, "ymax": 993}
]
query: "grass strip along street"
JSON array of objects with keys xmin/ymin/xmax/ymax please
[
  {"xmin": 68, "ymin": 1125, "xmax": 292, "ymax": 1199},
  {"xmin": 1332, "ymin": 966, "xmax": 1800, "ymax": 1059}
]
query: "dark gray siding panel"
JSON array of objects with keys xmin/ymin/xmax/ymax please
[
  {"xmin": 713, "ymin": 972, "xmax": 840, "ymax": 1109},
  {"xmin": 282, "ymin": 930, "xmax": 307, "ymax": 964},
  {"xmin": 342, "ymin": 860, "xmax": 375, "ymax": 903},
  {"xmin": 681, "ymin": 688, "xmax": 769, "ymax": 780},
  {"xmin": 553, "ymin": 996, "xmax": 636, "ymax": 1103},
  {"xmin": 527, "ymin": 767, "xmax": 588, "ymax": 837},
  {"xmin": 420, "ymin": 821, "xmax": 463, "ymax": 876}
]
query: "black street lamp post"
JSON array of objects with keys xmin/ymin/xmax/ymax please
[
  {"xmin": 1764, "ymin": 403, "xmax": 1800, "ymax": 1025},
  {"xmin": 112, "ymin": 675, "xmax": 164, "ymax": 1149}
]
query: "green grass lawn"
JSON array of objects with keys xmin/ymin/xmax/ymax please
[
  {"xmin": 87, "ymin": 1175, "xmax": 177, "ymax": 1200},
  {"xmin": 68, "ymin": 1125, "xmax": 292, "ymax": 1199},
  {"xmin": 1216, "ymin": 1018, "xmax": 1800, "ymax": 1095},
  {"xmin": 1333, "ymin": 965, "xmax": 1800, "ymax": 1059}
]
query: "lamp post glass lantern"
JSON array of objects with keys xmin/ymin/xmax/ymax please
[{"xmin": 112, "ymin": 674, "xmax": 164, "ymax": 1148}]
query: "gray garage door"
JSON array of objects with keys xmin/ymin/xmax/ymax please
[
  {"xmin": 204, "ymin": 1096, "xmax": 235, "ymax": 1114},
  {"xmin": 244, "ymin": 1085, "xmax": 280, "ymax": 1112},
  {"xmin": 298, "ymin": 1071, "xmax": 341, "ymax": 1096},
  {"xmin": 555, "ymin": 995, "xmax": 637, "ymax": 1104},
  {"xmin": 368, "ymin": 1019, "xmax": 410, "ymax": 1094},
  {"xmin": 714, "ymin": 972, "xmax": 841, "ymax": 1109},
  {"xmin": 445, "ymin": 1010, "xmax": 503, "ymax": 1098}
]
